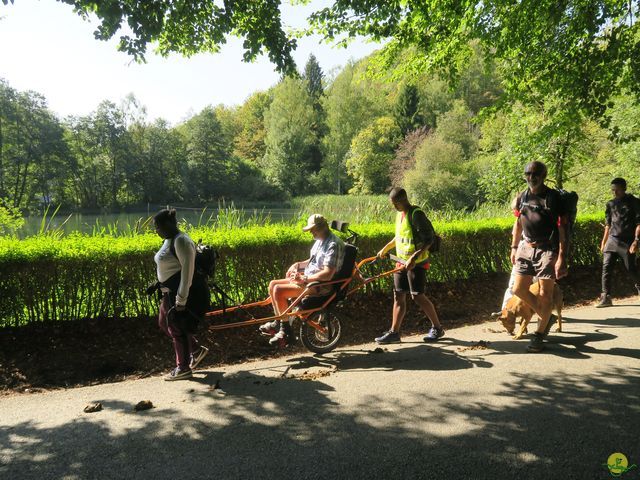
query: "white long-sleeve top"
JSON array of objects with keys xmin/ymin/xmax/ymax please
[{"xmin": 154, "ymin": 232, "xmax": 195, "ymax": 306}]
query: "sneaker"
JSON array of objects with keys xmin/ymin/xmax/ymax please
[
  {"xmin": 526, "ymin": 333, "xmax": 545, "ymax": 353},
  {"xmin": 595, "ymin": 294, "xmax": 612, "ymax": 308},
  {"xmin": 542, "ymin": 314, "xmax": 557, "ymax": 336},
  {"xmin": 423, "ymin": 327, "xmax": 445, "ymax": 342},
  {"xmin": 375, "ymin": 331, "xmax": 401, "ymax": 344},
  {"xmin": 269, "ymin": 329, "xmax": 288, "ymax": 347},
  {"xmin": 189, "ymin": 346, "xmax": 209, "ymax": 370},
  {"xmin": 164, "ymin": 367, "xmax": 193, "ymax": 381},
  {"xmin": 490, "ymin": 311, "xmax": 502, "ymax": 318},
  {"xmin": 259, "ymin": 320, "xmax": 280, "ymax": 335}
]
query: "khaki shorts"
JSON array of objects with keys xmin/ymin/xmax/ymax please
[{"xmin": 514, "ymin": 243, "xmax": 558, "ymax": 279}]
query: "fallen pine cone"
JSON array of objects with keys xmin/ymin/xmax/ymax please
[
  {"xmin": 134, "ymin": 400, "xmax": 154, "ymax": 411},
  {"xmin": 83, "ymin": 402, "xmax": 103, "ymax": 413}
]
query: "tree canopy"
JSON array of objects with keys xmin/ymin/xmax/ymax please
[
  {"xmin": 6, "ymin": 0, "xmax": 637, "ymax": 115},
  {"xmin": 3, "ymin": 0, "xmax": 300, "ymax": 74},
  {"xmin": 308, "ymin": 1, "xmax": 640, "ymax": 117}
]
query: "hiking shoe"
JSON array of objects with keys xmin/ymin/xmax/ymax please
[
  {"xmin": 375, "ymin": 331, "xmax": 401, "ymax": 344},
  {"xmin": 596, "ymin": 294, "xmax": 612, "ymax": 308},
  {"xmin": 164, "ymin": 367, "xmax": 193, "ymax": 381},
  {"xmin": 259, "ymin": 320, "xmax": 280, "ymax": 335},
  {"xmin": 526, "ymin": 333, "xmax": 545, "ymax": 353},
  {"xmin": 542, "ymin": 314, "xmax": 557, "ymax": 336},
  {"xmin": 423, "ymin": 327, "xmax": 445, "ymax": 342},
  {"xmin": 189, "ymin": 346, "xmax": 209, "ymax": 370}
]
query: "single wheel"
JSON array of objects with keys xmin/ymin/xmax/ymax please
[{"xmin": 299, "ymin": 310, "xmax": 342, "ymax": 354}]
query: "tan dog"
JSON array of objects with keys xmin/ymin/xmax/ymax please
[{"xmin": 498, "ymin": 282, "xmax": 563, "ymax": 339}]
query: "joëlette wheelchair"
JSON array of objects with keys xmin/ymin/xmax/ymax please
[{"xmin": 205, "ymin": 221, "xmax": 403, "ymax": 354}]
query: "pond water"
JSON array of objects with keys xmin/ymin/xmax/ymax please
[{"xmin": 20, "ymin": 208, "xmax": 300, "ymax": 237}]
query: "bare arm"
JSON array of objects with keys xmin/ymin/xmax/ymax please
[
  {"xmin": 555, "ymin": 222, "xmax": 568, "ymax": 278},
  {"xmin": 305, "ymin": 265, "xmax": 336, "ymax": 283},
  {"xmin": 377, "ymin": 238, "xmax": 396, "ymax": 258},
  {"xmin": 510, "ymin": 219, "xmax": 522, "ymax": 265},
  {"xmin": 287, "ymin": 258, "xmax": 310, "ymax": 276},
  {"xmin": 600, "ymin": 225, "xmax": 610, "ymax": 252},
  {"xmin": 630, "ymin": 224, "xmax": 640, "ymax": 254}
]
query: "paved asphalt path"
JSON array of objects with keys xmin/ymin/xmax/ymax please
[{"xmin": 1, "ymin": 299, "xmax": 639, "ymax": 480}]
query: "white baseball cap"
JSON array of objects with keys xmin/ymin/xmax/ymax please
[{"xmin": 302, "ymin": 213, "xmax": 328, "ymax": 232}]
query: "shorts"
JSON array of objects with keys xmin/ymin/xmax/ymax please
[
  {"xmin": 394, "ymin": 267, "xmax": 427, "ymax": 295},
  {"xmin": 514, "ymin": 242, "xmax": 558, "ymax": 279}
]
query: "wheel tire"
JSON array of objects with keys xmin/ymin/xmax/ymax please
[{"xmin": 299, "ymin": 310, "xmax": 342, "ymax": 354}]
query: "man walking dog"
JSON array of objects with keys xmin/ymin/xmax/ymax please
[{"xmin": 510, "ymin": 161, "xmax": 569, "ymax": 353}]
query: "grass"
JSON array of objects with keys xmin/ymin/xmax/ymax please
[{"xmin": 15, "ymin": 195, "xmax": 605, "ymax": 240}]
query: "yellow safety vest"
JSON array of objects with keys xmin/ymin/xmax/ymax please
[{"xmin": 395, "ymin": 208, "xmax": 430, "ymax": 264}]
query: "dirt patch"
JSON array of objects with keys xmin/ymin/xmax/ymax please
[
  {"xmin": 0, "ymin": 264, "xmax": 636, "ymax": 395},
  {"xmin": 457, "ymin": 340, "xmax": 492, "ymax": 352},
  {"xmin": 134, "ymin": 400, "xmax": 154, "ymax": 411},
  {"xmin": 292, "ymin": 368, "xmax": 336, "ymax": 381}
]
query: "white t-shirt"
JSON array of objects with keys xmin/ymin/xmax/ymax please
[{"xmin": 154, "ymin": 232, "xmax": 195, "ymax": 306}]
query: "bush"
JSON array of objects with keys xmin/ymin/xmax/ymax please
[
  {"xmin": 0, "ymin": 214, "xmax": 604, "ymax": 327},
  {"xmin": 0, "ymin": 199, "xmax": 24, "ymax": 236}
]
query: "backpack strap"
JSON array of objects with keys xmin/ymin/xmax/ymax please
[
  {"xmin": 406, "ymin": 205, "xmax": 434, "ymax": 246},
  {"xmin": 519, "ymin": 188, "xmax": 540, "ymax": 209},
  {"xmin": 520, "ymin": 187, "xmax": 554, "ymax": 212},
  {"xmin": 405, "ymin": 205, "xmax": 419, "ymax": 235},
  {"xmin": 169, "ymin": 234, "xmax": 179, "ymax": 258}
]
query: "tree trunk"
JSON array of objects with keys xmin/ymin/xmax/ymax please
[
  {"xmin": 554, "ymin": 131, "xmax": 571, "ymax": 190},
  {"xmin": 0, "ymin": 116, "xmax": 4, "ymax": 196}
]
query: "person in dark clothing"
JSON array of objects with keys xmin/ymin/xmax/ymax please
[
  {"xmin": 374, "ymin": 188, "xmax": 443, "ymax": 344},
  {"xmin": 510, "ymin": 161, "xmax": 569, "ymax": 353},
  {"xmin": 152, "ymin": 209, "xmax": 210, "ymax": 381},
  {"xmin": 596, "ymin": 178, "xmax": 640, "ymax": 307}
]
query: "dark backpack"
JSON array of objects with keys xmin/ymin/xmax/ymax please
[
  {"xmin": 558, "ymin": 189, "xmax": 579, "ymax": 235},
  {"xmin": 407, "ymin": 206, "xmax": 441, "ymax": 253},
  {"xmin": 170, "ymin": 236, "xmax": 219, "ymax": 278},
  {"xmin": 519, "ymin": 188, "xmax": 579, "ymax": 239}
]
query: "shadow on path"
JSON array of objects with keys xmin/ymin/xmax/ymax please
[{"xmin": 2, "ymin": 366, "xmax": 639, "ymax": 479}]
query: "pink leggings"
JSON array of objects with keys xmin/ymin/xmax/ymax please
[{"xmin": 158, "ymin": 295, "xmax": 199, "ymax": 370}]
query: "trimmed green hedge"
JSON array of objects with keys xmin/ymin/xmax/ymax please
[{"xmin": 0, "ymin": 214, "xmax": 604, "ymax": 327}]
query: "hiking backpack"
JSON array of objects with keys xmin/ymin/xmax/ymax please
[
  {"xmin": 407, "ymin": 206, "xmax": 441, "ymax": 253},
  {"xmin": 170, "ymin": 237, "xmax": 219, "ymax": 278}
]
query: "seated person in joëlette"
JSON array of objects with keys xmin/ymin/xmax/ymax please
[{"xmin": 259, "ymin": 214, "xmax": 345, "ymax": 346}]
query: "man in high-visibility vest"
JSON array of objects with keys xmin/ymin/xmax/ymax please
[{"xmin": 375, "ymin": 187, "xmax": 444, "ymax": 344}]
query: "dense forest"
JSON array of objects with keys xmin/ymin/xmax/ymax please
[{"xmin": 1, "ymin": 45, "xmax": 638, "ymax": 217}]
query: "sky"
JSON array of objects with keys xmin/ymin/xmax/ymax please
[{"xmin": 0, "ymin": 0, "xmax": 381, "ymax": 125}]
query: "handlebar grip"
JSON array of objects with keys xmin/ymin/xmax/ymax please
[{"xmin": 389, "ymin": 254, "xmax": 406, "ymax": 265}]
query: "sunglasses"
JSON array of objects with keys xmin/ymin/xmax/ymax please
[{"xmin": 524, "ymin": 171, "xmax": 542, "ymax": 178}]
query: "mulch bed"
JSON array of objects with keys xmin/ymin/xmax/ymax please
[{"xmin": 1, "ymin": 264, "xmax": 637, "ymax": 395}]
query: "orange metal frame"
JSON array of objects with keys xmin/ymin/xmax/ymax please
[{"xmin": 206, "ymin": 256, "xmax": 404, "ymax": 334}]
